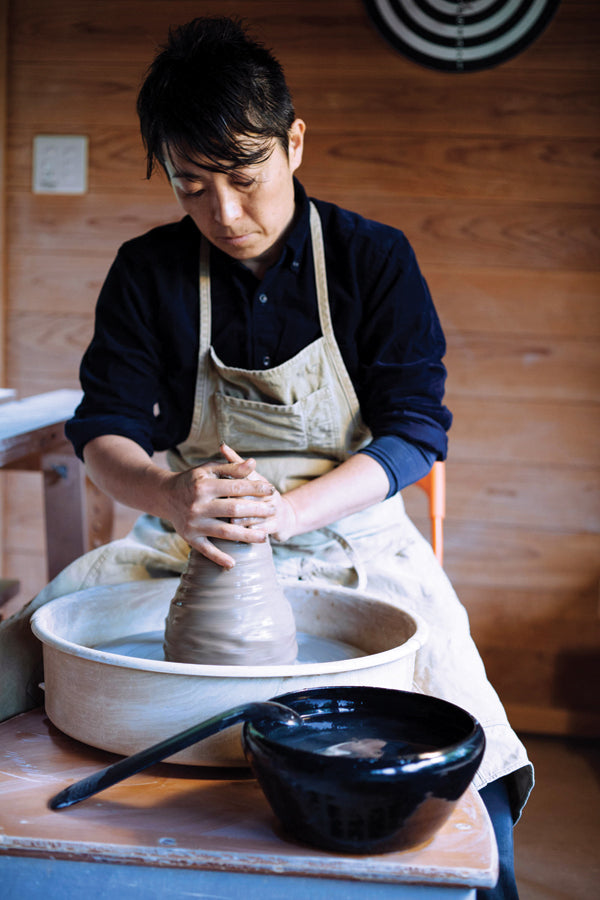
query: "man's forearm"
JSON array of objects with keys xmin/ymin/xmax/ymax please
[
  {"xmin": 282, "ymin": 452, "xmax": 390, "ymax": 539},
  {"xmin": 82, "ymin": 434, "xmax": 173, "ymax": 519}
]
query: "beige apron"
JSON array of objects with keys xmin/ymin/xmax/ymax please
[
  {"xmin": 167, "ymin": 202, "xmax": 371, "ymax": 493},
  {"xmin": 0, "ymin": 204, "xmax": 533, "ymax": 820}
]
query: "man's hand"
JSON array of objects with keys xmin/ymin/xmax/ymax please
[
  {"xmin": 219, "ymin": 443, "xmax": 298, "ymax": 542},
  {"xmin": 83, "ymin": 435, "xmax": 277, "ymax": 568},
  {"xmin": 159, "ymin": 455, "xmax": 279, "ymax": 567}
]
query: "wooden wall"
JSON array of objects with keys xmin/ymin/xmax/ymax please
[
  {"xmin": 0, "ymin": 1, "xmax": 7, "ymax": 575},
  {"xmin": 0, "ymin": 0, "xmax": 7, "ymax": 384},
  {"xmin": 2, "ymin": 0, "xmax": 599, "ymax": 734}
]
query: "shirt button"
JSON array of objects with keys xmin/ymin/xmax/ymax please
[
  {"xmin": 258, "ymin": 293, "xmax": 268, "ymax": 304},
  {"xmin": 262, "ymin": 355, "xmax": 271, "ymax": 367},
  {"xmin": 291, "ymin": 260, "xmax": 300, "ymax": 272}
]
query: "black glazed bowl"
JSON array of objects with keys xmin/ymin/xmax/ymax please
[{"xmin": 242, "ymin": 685, "xmax": 485, "ymax": 855}]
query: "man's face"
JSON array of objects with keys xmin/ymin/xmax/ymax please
[{"xmin": 165, "ymin": 119, "xmax": 305, "ymax": 278}]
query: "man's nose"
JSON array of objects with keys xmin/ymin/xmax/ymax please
[{"xmin": 212, "ymin": 185, "xmax": 242, "ymax": 225}]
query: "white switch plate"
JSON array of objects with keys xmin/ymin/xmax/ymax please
[{"xmin": 33, "ymin": 135, "xmax": 88, "ymax": 194}]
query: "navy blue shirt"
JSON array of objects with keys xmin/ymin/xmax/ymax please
[{"xmin": 67, "ymin": 181, "xmax": 451, "ymax": 494}]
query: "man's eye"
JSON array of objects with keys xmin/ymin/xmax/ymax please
[{"xmin": 230, "ymin": 176, "xmax": 256, "ymax": 189}]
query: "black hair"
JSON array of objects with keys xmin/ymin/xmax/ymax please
[{"xmin": 137, "ymin": 16, "xmax": 296, "ymax": 178}]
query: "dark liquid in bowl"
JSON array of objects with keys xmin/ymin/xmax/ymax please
[{"xmin": 265, "ymin": 714, "xmax": 441, "ymax": 760}]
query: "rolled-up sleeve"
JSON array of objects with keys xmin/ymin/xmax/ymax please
[
  {"xmin": 66, "ymin": 249, "xmax": 167, "ymax": 460},
  {"xmin": 355, "ymin": 234, "xmax": 452, "ymax": 460}
]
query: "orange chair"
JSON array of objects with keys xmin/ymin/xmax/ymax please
[{"xmin": 415, "ymin": 460, "xmax": 445, "ymax": 566}]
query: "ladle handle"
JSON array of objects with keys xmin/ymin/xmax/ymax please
[{"xmin": 48, "ymin": 700, "xmax": 298, "ymax": 810}]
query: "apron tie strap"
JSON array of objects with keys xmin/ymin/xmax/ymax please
[{"xmin": 273, "ymin": 526, "xmax": 368, "ymax": 591}]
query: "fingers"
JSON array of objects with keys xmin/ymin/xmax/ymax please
[
  {"xmin": 219, "ymin": 443, "xmax": 244, "ymax": 464},
  {"xmin": 192, "ymin": 467, "xmax": 274, "ymax": 500},
  {"xmin": 219, "ymin": 444, "xmax": 267, "ymax": 483},
  {"xmin": 178, "ymin": 479, "xmax": 277, "ymax": 553},
  {"xmin": 219, "ymin": 459, "xmax": 257, "ymax": 479},
  {"xmin": 205, "ymin": 457, "xmax": 255, "ymax": 481},
  {"xmin": 190, "ymin": 520, "xmax": 276, "ymax": 568},
  {"xmin": 203, "ymin": 496, "xmax": 277, "ymax": 521},
  {"xmin": 229, "ymin": 516, "xmax": 269, "ymax": 527},
  {"xmin": 188, "ymin": 536, "xmax": 237, "ymax": 569},
  {"xmin": 182, "ymin": 514, "xmax": 273, "ymax": 568},
  {"xmin": 181, "ymin": 488, "xmax": 276, "ymax": 535}
]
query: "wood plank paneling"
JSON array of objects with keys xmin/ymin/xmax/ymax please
[
  {"xmin": 6, "ymin": 312, "xmax": 91, "ymax": 395},
  {"xmin": 8, "ymin": 252, "xmax": 113, "ymax": 314},
  {"xmin": 456, "ymin": 583, "xmax": 600, "ymax": 626},
  {"xmin": 428, "ymin": 268, "xmax": 600, "ymax": 338},
  {"xmin": 445, "ymin": 335, "xmax": 600, "ymax": 402},
  {"xmin": 7, "ymin": 195, "xmax": 178, "ymax": 251},
  {"xmin": 484, "ymin": 643, "xmax": 598, "ymax": 713},
  {"xmin": 302, "ymin": 135, "xmax": 600, "ymax": 204},
  {"xmin": 330, "ymin": 197, "xmax": 600, "ymax": 271},
  {"xmin": 291, "ymin": 71, "xmax": 600, "ymax": 137},
  {"xmin": 9, "ymin": 63, "xmax": 600, "ymax": 138},
  {"xmin": 0, "ymin": 0, "xmax": 7, "ymax": 384},
  {"xmin": 442, "ymin": 525, "xmax": 599, "ymax": 591},
  {"xmin": 3, "ymin": 0, "xmax": 600, "ymax": 737},
  {"xmin": 452, "ymin": 462, "xmax": 600, "ymax": 533},
  {"xmin": 446, "ymin": 398, "xmax": 599, "ymax": 466},
  {"xmin": 10, "ymin": 128, "xmax": 600, "ymax": 204},
  {"xmin": 0, "ymin": 0, "xmax": 8, "ymax": 579},
  {"xmin": 8, "ymin": 0, "xmax": 600, "ymax": 76},
  {"xmin": 405, "ymin": 462, "xmax": 600, "ymax": 533}
]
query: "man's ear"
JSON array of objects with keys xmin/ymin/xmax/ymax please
[{"xmin": 288, "ymin": 119, "xmax": 306, "ymax": 173}]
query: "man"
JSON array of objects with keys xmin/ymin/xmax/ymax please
[
  {"xmin": 3, "ymin": 18, "xmax": 531, "ymax": 897},
  {"xmin": 72, "ymin": 16, "xmax": 445, "ymax": 570}
]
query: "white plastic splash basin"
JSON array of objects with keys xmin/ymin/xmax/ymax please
[{"xmin": 31, "ymin": 578, "xmax": 427, "ymax": 766}]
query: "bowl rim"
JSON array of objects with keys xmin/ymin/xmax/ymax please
[
  {"xmin": 243, "ymin": 685, "xmax": 485, "ymax": 767},
  {"xmin": 31, "ymin": 579, "xmax": 429, "ymax": 678}
]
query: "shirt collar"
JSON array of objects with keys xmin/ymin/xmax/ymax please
[{"xmin": 282, "ymin": 178, "xmax": 311, "ymax": 273}]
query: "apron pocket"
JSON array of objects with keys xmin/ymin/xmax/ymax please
[{"xmin": 214, "ymin": 387, "xmax": 337, "ymax": 454}]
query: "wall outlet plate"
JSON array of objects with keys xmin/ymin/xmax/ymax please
[{"xmin": 33, "ymin": 135, "xmax": 88, "ymax": 194}]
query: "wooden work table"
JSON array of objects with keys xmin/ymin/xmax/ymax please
[
  {"xmin": 0, "ymin": 708, "xmax": 497, "ymax": 899},
  {"xmin": 0, "ymin": 390, "xmax": 113, "ymax": 583}
]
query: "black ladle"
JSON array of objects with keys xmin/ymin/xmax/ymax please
[{"xmin": 49, "ymin": 700, "xmax": 301, "ymax": 810}]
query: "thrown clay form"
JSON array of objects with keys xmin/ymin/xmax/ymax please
[{"xmin": 164, "ymin": 539, "xmax": 298, "ymax": 666}]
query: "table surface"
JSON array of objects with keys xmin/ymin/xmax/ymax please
[
  {"xmin": 0, "ymin": 389, "xmax": 82, "ymax": 440},
  {"xmin": 0, "ymin": 389, "xmax": 99, "ymax": 584},
  {"xmin": 0, "ymin": 708, "xmax": 497, "ymax": 891},
  {"xmin": 0, "ymin": 389, "xmax": 82, "ymax": 468}
]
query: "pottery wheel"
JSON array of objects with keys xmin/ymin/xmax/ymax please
[{"xmin": 31, "ymin": 579, "xmax": 427, "ymax": 765}]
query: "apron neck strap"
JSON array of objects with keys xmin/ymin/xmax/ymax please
[
  {"xmin": 199, "ymin": 202, "xmax": 334, "ymax": 354},
  {"xmin": 199, "ymin": 236, "xmax": 212, "ymax": 354},
  {"xmin": 309, "ymin": 201, "xmax": 336, "ymax": 342}
]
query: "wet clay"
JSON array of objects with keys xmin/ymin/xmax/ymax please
[{"xmin": 164, "ymin": 538, "xmax": 298, "ymax": 666}]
